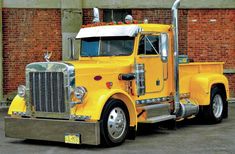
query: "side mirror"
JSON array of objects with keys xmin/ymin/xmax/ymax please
[{"xmin": 159, "ymin": 33, "xmax": 169, "ymax": 63}]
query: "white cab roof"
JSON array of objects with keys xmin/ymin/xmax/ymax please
[{"xmin": 76, "ymin": 25, "xmax": 142, "ymax": 39}]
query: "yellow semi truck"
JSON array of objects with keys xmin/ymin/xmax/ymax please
[{"xmin": 5, "ymin": 0, "xmax": 229, "ymax": 147}]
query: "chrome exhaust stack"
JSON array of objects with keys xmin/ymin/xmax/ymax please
[
  {"xmin": 171, "ymin": 0, "xmax": 199, "ymax": 118},
  {"xmin": 172, "ymin": 0, "xmax": 181, "ymax": 114}
]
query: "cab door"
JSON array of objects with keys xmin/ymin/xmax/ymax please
[{"xmin": 136, "ymin": 34, "xmax": 164, "ymax": 94}]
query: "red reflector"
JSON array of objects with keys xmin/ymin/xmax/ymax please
[
  {"xmin": 94, "ymin": 76, "xmax": 102, "ymax": 81},
  {"xmin": 106, "ymin": 82, "xmax": 113, "ymax": 89}
]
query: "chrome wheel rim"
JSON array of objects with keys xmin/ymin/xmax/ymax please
[
  {"xmin": 107, "ymin": 107, "xmax": 127, "ymax": 140},
  {"xmin": 213, "ymin": 94, "xmax": 223, "ymax": 118}
]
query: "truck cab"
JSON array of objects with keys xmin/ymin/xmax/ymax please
[{"xmin": 5, "ymin": 0, "xmax": 229, "ymax": 147}]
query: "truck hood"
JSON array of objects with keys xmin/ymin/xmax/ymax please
[{"xmin": 66, "ymin": 59, "xmax": 134, "ymax": 75}]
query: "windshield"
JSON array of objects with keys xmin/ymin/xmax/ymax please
[{"xmin": 80, "ymin": 36, "xmax": 134, "ymax": 57}]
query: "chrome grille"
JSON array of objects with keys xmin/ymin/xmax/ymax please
[{"xmin": 29, "ymin": 72, "xmax": 65, "ymax": 113}]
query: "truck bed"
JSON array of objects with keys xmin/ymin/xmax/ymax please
[
  {"xmin": 179, "ymin": 62, "xmax": 224, "ymax": 94},
  {"xmin": 180, "ymin": 62, "xmax": 224, "ymax": 75}
]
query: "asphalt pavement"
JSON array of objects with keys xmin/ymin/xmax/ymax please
[{"xmin": 1, "ymin": 104, "xmax": 235, "ymax": 154}]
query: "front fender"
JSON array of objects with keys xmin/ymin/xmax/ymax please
[
  {"xmin": 74, "ymin": 89, "xmax": 137, "ymax": 126},
  {"xmin": 189, "ymin": 73, "xmax": 229, "ymax": 106},
  {"xmin": 8, "ymin": 95, "xmax": 26, "ymax": 115},
  {"xmin": 8, "ymin": 89, "xmax": 137, "ymax": 126}
]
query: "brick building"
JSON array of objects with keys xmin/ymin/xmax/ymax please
[{"xmin": 0, "ymin": 0, "xmax": 235, "ymax": 101}]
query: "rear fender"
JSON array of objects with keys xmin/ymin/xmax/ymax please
[{"xmin": 189, "ymin": 73, "xmax": 229, "ymax": 106}]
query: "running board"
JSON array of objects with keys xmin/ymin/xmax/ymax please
[
  {"xmin": 139, "ymin": 115, "xmax": 176, "ymax": 124},
  {"xmin": 137, "ymin": 103, "xmax": 170, "ymax": 118}
]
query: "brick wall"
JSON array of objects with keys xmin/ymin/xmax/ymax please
[
  {"xmin": 83, "ymin": 9, "xmax": 103, "ymax": 25},
  {"xmin": 187, "ymin": 10, "xmax": 235, "ymax": 96},
  {"xmin": 226, "ymin": 74, "xmax": 235, "ymax": 97},
  {"xmin": 2, "ymin": 9, "xmax": 62, "ymax": 94},
  {"xmin": 2, "ymin": 8, "xmax": 235, "ymax": 97},
  {"xmin": 132, "ymin": 9, "xmax": 188, "ymax": 54}
]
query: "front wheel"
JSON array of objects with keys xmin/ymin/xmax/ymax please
[{"xmin": 100, "ymin": 99, "xmax": 130, "ymax": 147}]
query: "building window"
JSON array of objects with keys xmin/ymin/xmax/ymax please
[{"xmin": 103, "ymin": 9, "xmax": 132, "ymax": 22}]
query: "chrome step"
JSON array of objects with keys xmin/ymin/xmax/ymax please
[
  {"xmin": 139, "ymin": 115, "xmax": 176, "ymax": 124},
  {"xmin": 137, "ymin": 103, "xmax": 171, "ymax": 118}
]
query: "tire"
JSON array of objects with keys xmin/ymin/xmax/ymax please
[
  {"xmin": 100, "ymin": 99, "xmax": 130, "ymax": 147},
  {"xmin": 202, "ymin": 87, "xmax": 226, "ymax": 124}
]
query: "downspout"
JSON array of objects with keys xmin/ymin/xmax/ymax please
[
  {"xmin": 172, "ymin": 0, "xmax": 181, "ymax": 114},
  {"xmin": 0, "ymin": 0, "xmax": 3, "ymax": 101}
]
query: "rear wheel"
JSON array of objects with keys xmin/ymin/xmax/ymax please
[
  {"xmin": 100, "ymin": 99, "xmax": 129, "ymax": 147},
  {"xmin": 212, "ymin": 94, "xmax": 223, "ymax": 120},
  {"xmin": 202, "ymin": 87, "xmax": 226, "ymax": 123}
]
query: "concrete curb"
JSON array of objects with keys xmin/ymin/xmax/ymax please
[
  {"xmin": 0, "ymin": 101, "xmax": 10, "ymax": 109},
  {"xmin": 0, "ymin": 108, "xmax": 8, "ymax": 112},
  {"xmin": 228, "ymin": 98, "xmax": 235, "ymax": 103}
]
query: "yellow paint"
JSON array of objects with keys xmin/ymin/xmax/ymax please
[
  {"xmin": 136, "ymin": 55, "xmax": 164, "ymax": 93},
  {"xmin": 189, "ymin": 73, "xmax": 229, "ymax": 105},
  {"xmin": 8, "ymin": 95, "xmax": 26, "ymax": 115},
  {"xmin": 8, "ymin": 23, "xmax": 230, "ymax": 126},
  {"xmin": 65, "ymin": 134, "xmax": 80, "ymax": 144},
  {"xmin": 179, "ymin": 63, "xmax": 229, "ymax": 105},
  {"xmin": 71, "ymin": 89, "xmax": 137, "ymax": 126}
]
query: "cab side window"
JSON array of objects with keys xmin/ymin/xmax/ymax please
[{"xmin": 138, "ymin": 35, "xmax": 159, "ymax": 55}]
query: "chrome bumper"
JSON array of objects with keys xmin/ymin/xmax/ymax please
[{"xmin": 5, "ymin": 117, "xmax": 100, "ymax": 145}]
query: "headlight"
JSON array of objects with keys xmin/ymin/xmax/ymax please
[
  {"xmin": 18, "ymin": 85, "xmax": 26, "ymax": 97},
  {"xmin": 74, "ymin": 86, "xmax": 87, "ymax": 100}
]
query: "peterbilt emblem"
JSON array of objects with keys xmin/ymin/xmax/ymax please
[{"xmin": 44, "ymin": 51, "xmax": 52, "ymax": 62}]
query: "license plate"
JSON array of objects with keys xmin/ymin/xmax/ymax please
[{"xmin": 65, "ymin": 133, "xmax": 81, "ymax": 144}]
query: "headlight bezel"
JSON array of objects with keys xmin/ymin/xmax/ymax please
[
  {"xmin": 17, "ymin": 85, "xmax": 26, "ymax": 97},
  {"xmin": 74, "ymin": 86, "xmax": 87, "ymax": 100}
]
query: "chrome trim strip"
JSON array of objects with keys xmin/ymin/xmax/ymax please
[
  {"xmin": 50, "ymin": 72, "xmax": 54, "ymax": 112},
  {"xmin": 38, "ymin": 73, "xmax": 42, "ymax": 111},
  {"xmin": 70, "ymin": 115, "xmax": 91, "ymax": 121},
  {"xmin": 136, "ymin": 93, "xmax": 190, "ymax": 105},
  {"xmin": 136, "ymin": 96, "xmax": 172, "ymax": 105},
  {"xmin": 32, "ymin": 73, "xmax": 36, "ymax": 110},
  {"xmin": 57, "ymin": 73, "xmax": 60, "ymax": 112},
  {"xmin": 45, "ymin": 73, "xmax": 48, "ymax": 112}
]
